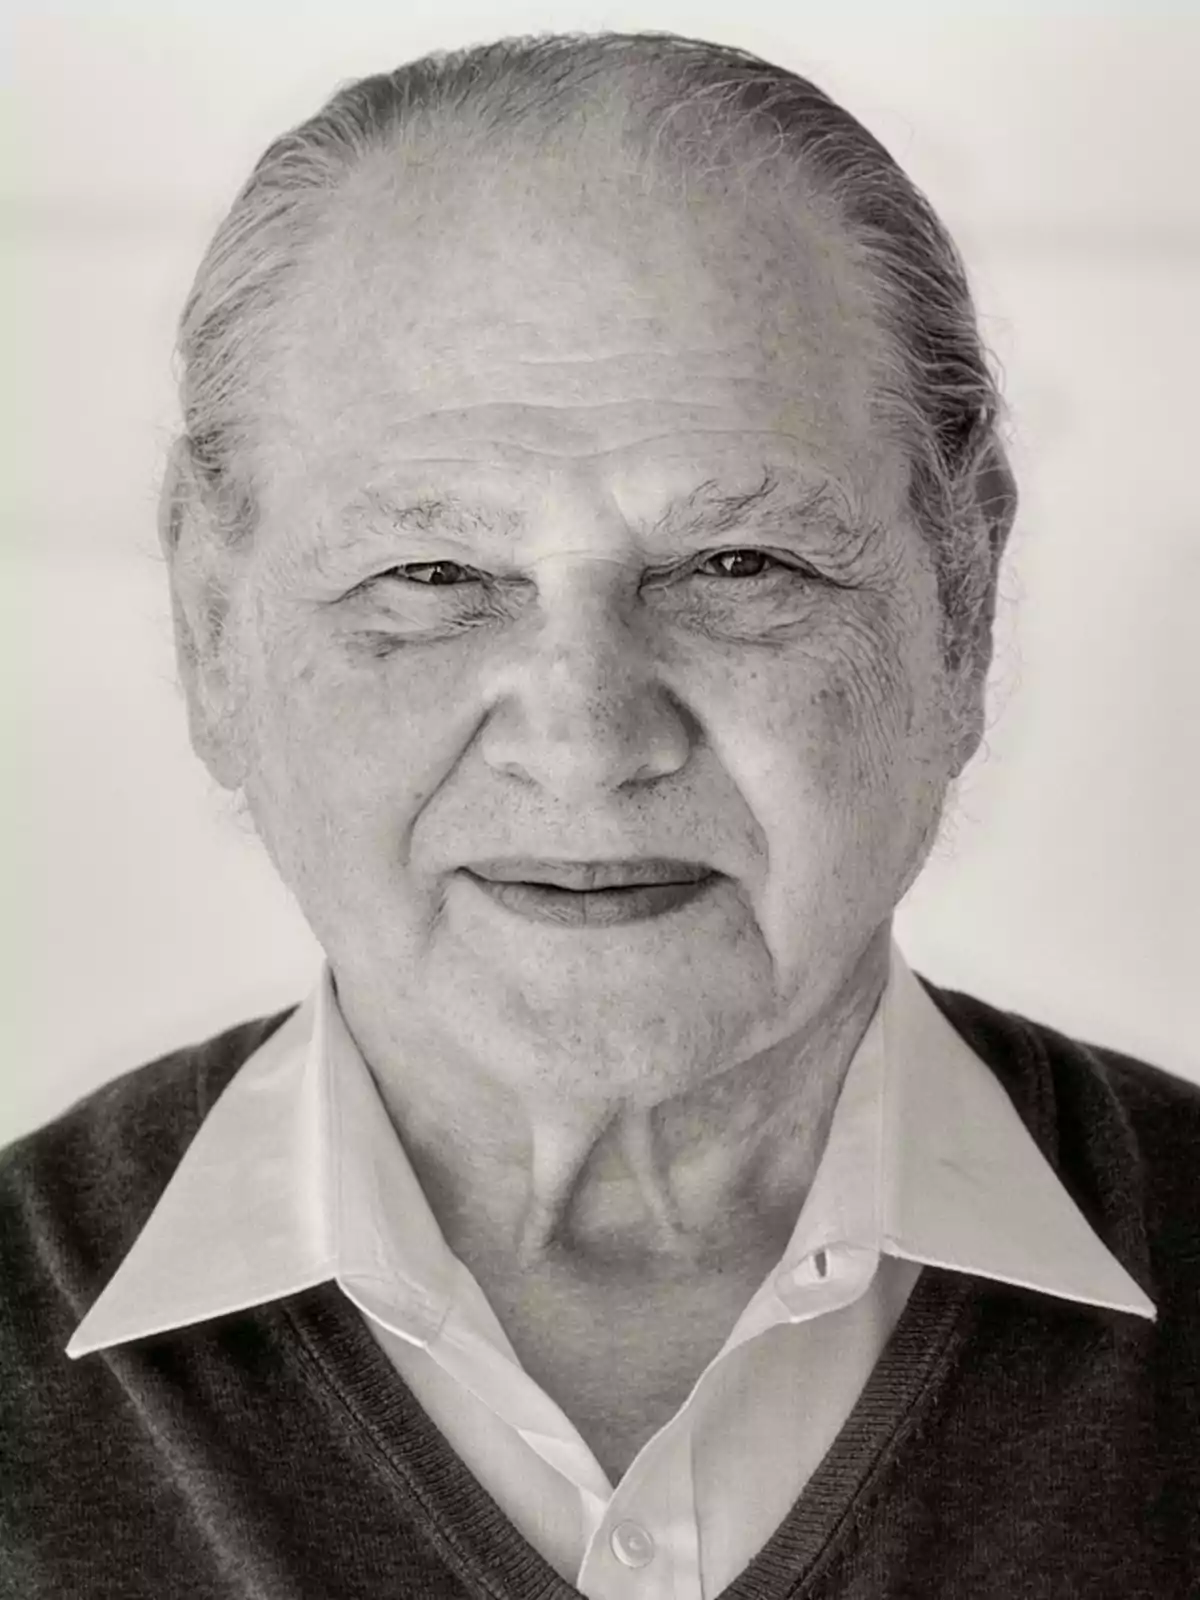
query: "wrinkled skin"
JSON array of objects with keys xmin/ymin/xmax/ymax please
[{"xmin": 167, "ymin": 138, "xmax": 1003, "ymax": 1316}]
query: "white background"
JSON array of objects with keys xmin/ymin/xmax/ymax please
[{"xmin": 6, "ymin": 2, "xmax": 1199, "ymax": 1144}]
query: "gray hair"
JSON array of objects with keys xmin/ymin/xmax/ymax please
[{"xmin": 169, "ymin": 30, "xmax": 1014, "ymax": 672}]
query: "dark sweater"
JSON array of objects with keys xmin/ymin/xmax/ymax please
[{"xmin": 2, "ymin": 979, "xmax": 1198, "ymax": 1599}]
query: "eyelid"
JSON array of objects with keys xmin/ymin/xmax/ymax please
[
  {"xmin": 695, "ymin": 548, "xmax": 800, "ymax": 574},
  {"xmin": 357, "ymin": 546, "xmax": 820, "ymax": 593},
  {"xmin": 646, "ymin": 546, "xmax": 818, "ymax": 581},
  {"xmin": 377, "ymin": 559, "xmax": 486, "ymax": 585}
]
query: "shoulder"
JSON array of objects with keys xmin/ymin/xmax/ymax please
[
  {"xmin": 0, "ymin": 1008, "xmax": 297, "ymax": 1344},
  {"xmin": 920, "ymin": 975, "xmax": 1200, "ymax": 1292},
  {"xmin": 921, "ymin": 974, "xmax": 1200, "ymax": 1115}
]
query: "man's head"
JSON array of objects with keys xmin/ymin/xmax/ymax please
[{"xmin": 161, "ymin": 32, "xmax": 1017, "ymax": 1105}]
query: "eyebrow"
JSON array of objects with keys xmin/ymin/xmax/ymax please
[
  {"xmin": 344, "ymin": 468, "xmax": 880, "ymax": 553},
  {"xmin": 648, "ymin": 470, "xmax": 878, "ymax": 549}
]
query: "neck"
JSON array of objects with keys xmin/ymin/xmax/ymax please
[{"xmin": 333, "ymin": 929, "xmax": 891, "ymax": 1279}]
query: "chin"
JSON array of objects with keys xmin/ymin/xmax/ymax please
[{"xmin": 446, "ymin": 967, "xmax": 785, "ymax": 1107}]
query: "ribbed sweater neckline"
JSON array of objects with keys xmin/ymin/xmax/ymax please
[{"xmin": 280, "ymin": 1262, "xmax": 980, "ymax": 1598}]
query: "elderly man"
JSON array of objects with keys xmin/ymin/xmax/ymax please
[{"xmin": 3, "ymin": 29, "xmax": 1197, "ymax": 1600}]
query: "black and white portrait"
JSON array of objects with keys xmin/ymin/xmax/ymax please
[{"xmin": 6, "ymin": 11, "xmax": 1199, "ymax": 1598}]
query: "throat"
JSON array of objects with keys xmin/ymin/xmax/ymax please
[
  {"xmin": 460, "ymin": 1239, "xmax": 782, "ymax": 1484},
  {"xmin": 515, "ymin": 1108, "xmax": 703, "ymax": 1268}
]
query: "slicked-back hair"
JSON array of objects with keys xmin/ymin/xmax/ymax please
[{"xmin": 169, "ymin": 30, "xmax": 1014, "ymax": 671}]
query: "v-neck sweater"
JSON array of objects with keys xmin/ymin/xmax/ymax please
[{"xmin": 2, "ymin": 976, "xmax": 1198, "ymax": 1598}]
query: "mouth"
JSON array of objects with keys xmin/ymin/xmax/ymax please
[{"xmin": 459, "ymin": 858, "xmax": 719, "ymax": 927}]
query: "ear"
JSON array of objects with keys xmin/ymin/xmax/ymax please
[
  {"xmin": 949, "ymin": 434, "xmax": 1019, "ymax": 774},
  {"xmin": 157, "ymin": 439, "xmax": 248, "ymax": 791}
]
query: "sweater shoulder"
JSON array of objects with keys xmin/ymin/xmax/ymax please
[
  {"xmin": 922, "ymin": 978, "xmax": 1200, "ymax": 1282},
  {"xmin": 947, "ymin": 983, "xmax": 1200, "ymax": 1155},
  {"xmin": 0, "ymin": 1008, "xmax": 297, "ymax": 1339},
  {"xmin": 1064, "ymin": 1031, "xmax": 1200, "ymax": 1274}
]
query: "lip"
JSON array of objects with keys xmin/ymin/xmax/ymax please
[
  {"xmin": 461, "ymin": 871, "xmax": 718, "ymax": 927},
  {"xmin": 463, "ymin": 858, "xmax": 714, "ymax": 891}
]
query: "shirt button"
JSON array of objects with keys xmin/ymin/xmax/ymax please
[{"xmin": 611, "ymin": 1520, "xmax": 656, "ymax": 1567}]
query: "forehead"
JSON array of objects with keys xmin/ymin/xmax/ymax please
[{"xmin": 257, "ymin": 137, "xmax": 905, "ymax": 527}]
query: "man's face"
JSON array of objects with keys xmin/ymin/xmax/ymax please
[{"xmin": 197, "ymin": 144, "xmax": 973, "ymax": 1104}]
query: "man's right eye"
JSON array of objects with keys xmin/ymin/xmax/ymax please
[{"xmin": 383, "ymin": 561, "xmax": 481, "ymax": 586}]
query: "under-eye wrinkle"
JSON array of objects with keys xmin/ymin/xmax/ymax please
[
  {"xmin": 358, "ymin": 631, "xmax": 416, "ymax": 659},
  {"xmin": 639, "ymin": 549, "xmax": 838, "ymax": 644}
]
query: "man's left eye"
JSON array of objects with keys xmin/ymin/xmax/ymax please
[
  {"xmin": 697, "ymin": 549, "xmax": 788, "ymax": 579},
  {"xmin": 388, "ymin": 560, "xmax": 481, "ymax": 586}
]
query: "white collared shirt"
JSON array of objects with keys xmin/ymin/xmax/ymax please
[{"xmin": 67, "ymin": 945, "xmax": 1155, "ymax": 1598}]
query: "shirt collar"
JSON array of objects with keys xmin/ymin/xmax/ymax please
[
  {"xmin": 66, "ymin": 942, "xmax": 1154, "ymax": 1360},
  {"xmin": 779, "ymin": 948, "xmax": 1156, "ymax": 1317}
]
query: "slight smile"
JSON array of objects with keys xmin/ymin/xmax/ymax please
[{"xmin": 460, "ymin": 859, "xmax": 720, "ymax": 927}]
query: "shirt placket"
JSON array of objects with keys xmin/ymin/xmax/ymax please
[{"xmin": 576, "ymin": 1385, "xmax": 702, "ymax": 1600}]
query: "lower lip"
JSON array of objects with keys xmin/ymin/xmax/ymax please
[{"xmin": 463, "ymin": 873, "xmax": 718, "ymax": 927}]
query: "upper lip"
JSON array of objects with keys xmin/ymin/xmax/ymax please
[{"xmin": 463, "ymin": 858, "xmax": 715, "ymax": 890}]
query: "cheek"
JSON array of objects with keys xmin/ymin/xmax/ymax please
[
  {"xmin": 809, "ymin": 611, "xmax": 923, "ymax": 799},
  {"xmin": 239, "ymin": 620, "xmax": 486, "ymax": 879},
  {"xmin": 711, "ymin": 610, "xmax": 934, "ymax": 935},
  {"xmin": 719, "ymin": 608, "xmax": 920, "ymax": 818}
]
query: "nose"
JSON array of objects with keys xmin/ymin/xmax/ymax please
[{"xmin": 479, "ymin": 586, "xmax": 693, "ymax": 801}]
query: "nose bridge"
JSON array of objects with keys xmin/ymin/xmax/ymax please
[
  {"xmin": 481, "ymin": 566, "xmax": 690, "ymax": 796},
  {"xmin": 541, "ymin": 573, "xmax": 636, "ymax": 692}
]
